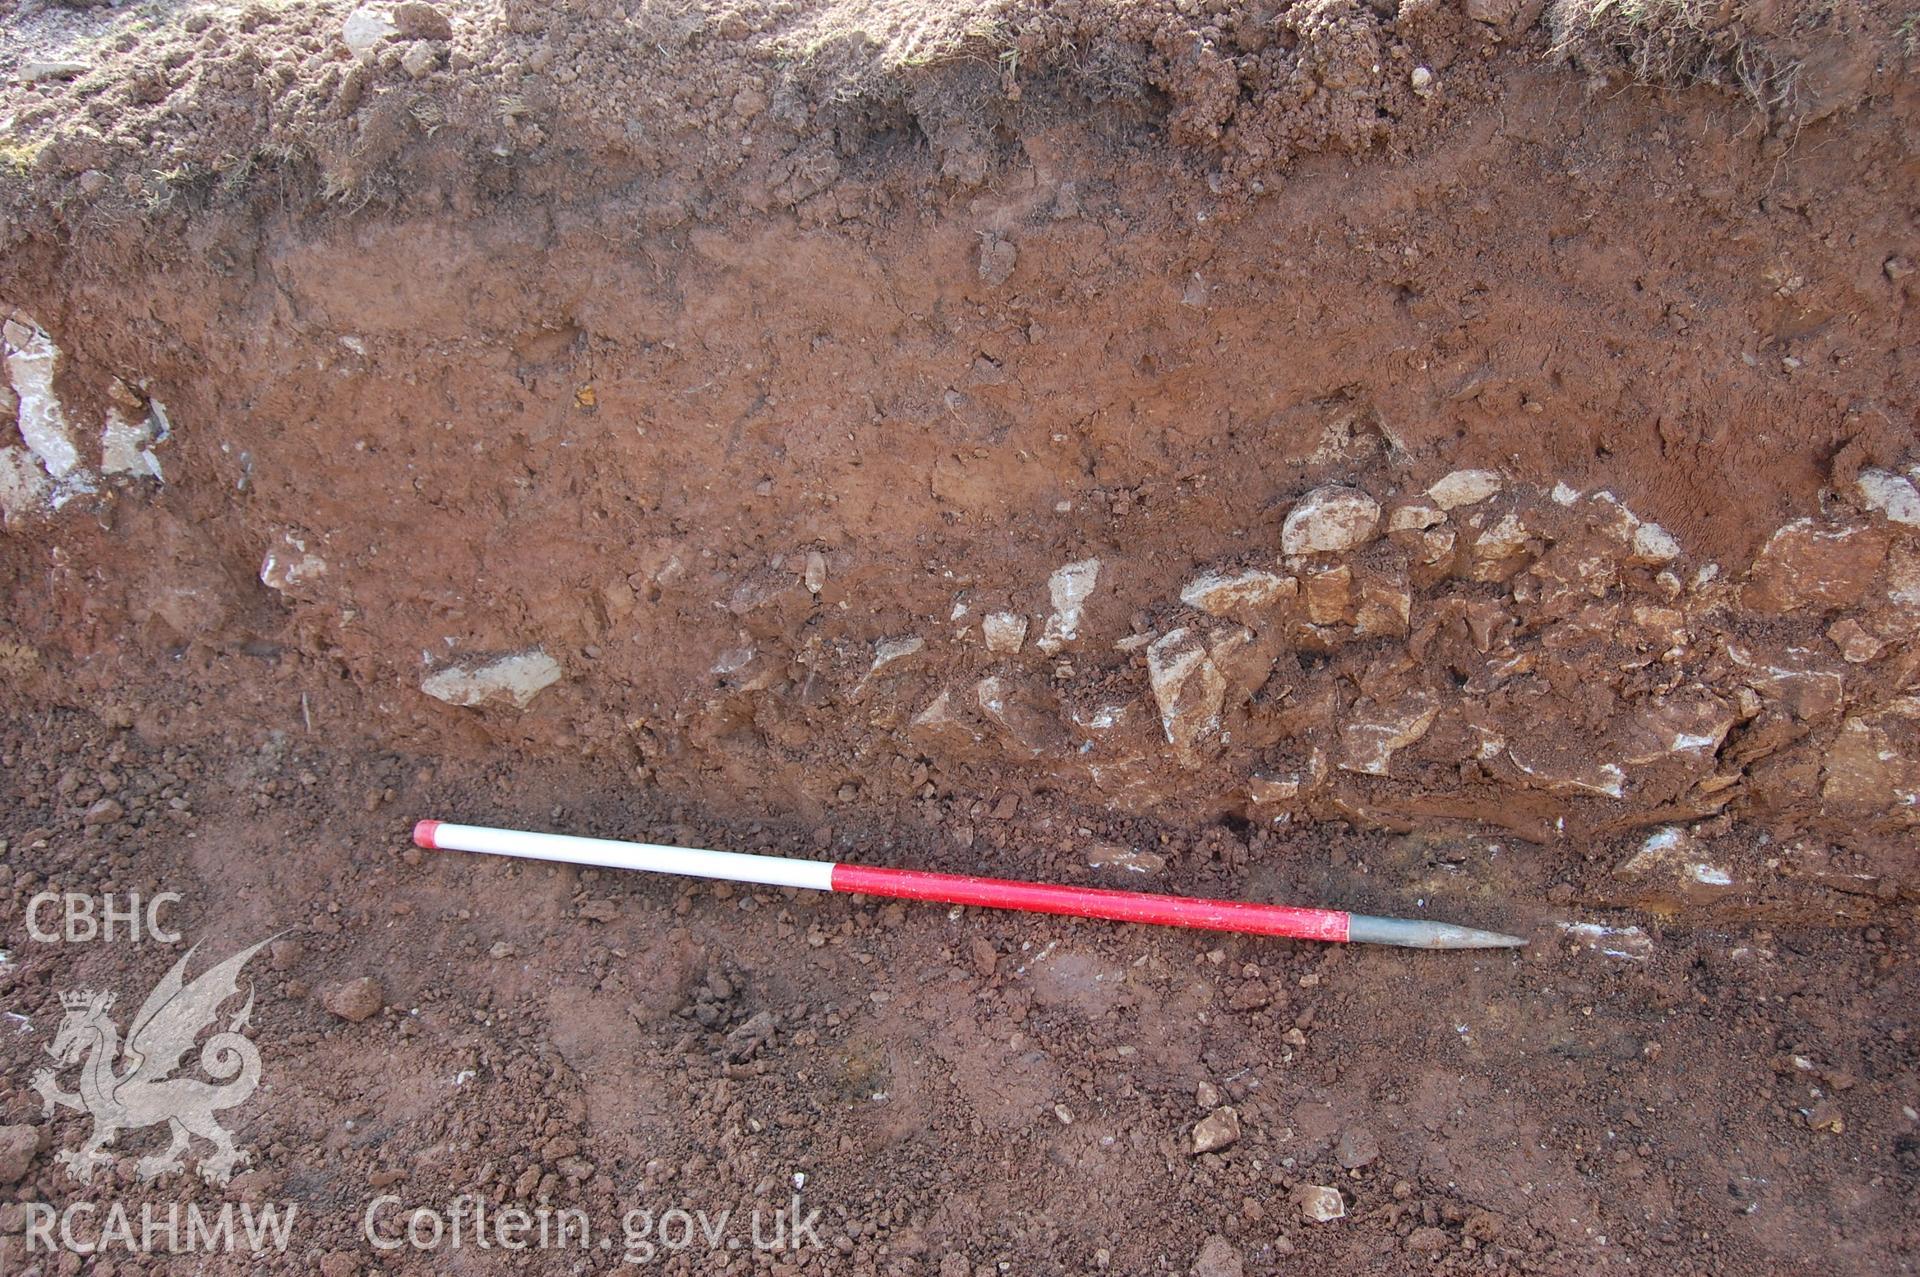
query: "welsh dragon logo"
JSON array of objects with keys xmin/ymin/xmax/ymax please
[{"xmin": 31, "ymin": 938, "xmax": 272, "ymax": 1185}]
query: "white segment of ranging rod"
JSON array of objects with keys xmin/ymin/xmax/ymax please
[{"xmin": 418, "ymin": 821, "xmax": 838, "ymax": 891}]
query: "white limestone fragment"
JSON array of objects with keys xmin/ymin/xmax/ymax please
[
  {"xmin": 1589, "ymin": 491, "xmax": 1681, "ymax": 563},
  {"xmin": 6, "ymin": 325, "xmax": 80, "ymax": 478},
  {"xmin": 100, "ymin": 411, "xmax": 163, "ymax": 479},
  {"xmin": 1337, "ymin": 693, "xmax": 1440, "ymax": 775},
  {"xmin": 1558, "ymin": 921, "xmax": 1653, "ymax": 961},
  {"xmin": 1248, "ymin": 774, "xmax": 1301, "ymax": 805},
  {"xmin": 1298, "ymin": 1186, "xmax": 1346, "ymax": 1223},
  {"xmin": 1147, "ymin": 628, "xmax": 1226, "ymax": 767},
  {"xmin": 1281, "ymin": 486, "xmax": 1380, "ymax": 555},
  {"xmin": 1036, "ymin": 558, "xmax": 1100, "ymax": 653},
  {"xmin": 342, "ymin": 5, "xmax": 399, "ymax": 53},
  {"xmin": 1632, "ymin": 521, "xmax": 1681, "ymax": 563},
  {"xmin": 259, "ymin": 533, "xmax": 328, "ymax": 593},
  {"xmin": 983, "ymin": 612, "xmax": 1028, "ymax": 654},
  {"xmin": 1467, "ymin": 512, "xmax": 1533, "ymax": 580},
  {"xmin": 1613, "ymin": 827, "xmax": 1734, "ymax": 892},
  {"xmin": 421, "ymin": 649, "xmax": 562, "ymax": 709},
  {"xmin": 1857, "ymin": 468, "xmax": 1920, "ymax": 526},
  {"xmin": 1179, "ymin": 568, "xmax": 1293, "ymax": 615},
  {"xmin": 1086, "ymin": 845, "xmax": 1165, "ymax": 875},
  {"xmin": 1508, "ymin": 742, "xmax": 1627, "ymax": 798},
  {"xmin": 1426, "ymin": 469, "xmax": 1502, "ymax": 510},
  {"xmin": 1387, "ymin": 501, "xmax": 1445, "ymax": 532},
  {"xmin": 868, "ymin": 635, "xmax": 924, "ymax": 675}
]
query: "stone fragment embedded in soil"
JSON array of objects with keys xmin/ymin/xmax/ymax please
[
  {"xmin": 1248, "ymin": 773, "xmax": 1301, "ymax": 808},
  {"xmin": 1067, "ymin": 699, "xmax": 1133, "ymax": 736},
  {"xmin": 321, "ymin": 977, "xmax": 384, "ymax": 1022},
  {"xmin": 1180, "ymin": 568, "xmax": 1294, "ymax": 616},
  {"xmin": 0, "ymin": 447, "xmax": 52, "ymax": 525},
  {"xmin": 1531, "ymin": 542, "xmax": 1620, "ymax": 612},
  {"xmin": 1625, "ymin": 603, "xmax": 1689, "ymax": 652},
  {"xmin": 1334, "ymin": 1127, "xmax": 1381, "ymax": 1169},
  {"xmin": 1558, "ymin": 920, "xmax": 1654, "ymax": 960},
  {"xmin": 871, "ymin": 635, "xmax": 923, "ymax": 670},
  {"xmin": 5, "ymin": 323, "xmax": 80, "ymax": 478},
  {"xmin": 1192, "ymin": 1236, "xmax": 1244, "ymax": 1277},
  {"xmin": 1148, "ymin": 628, "xmax": 1229, "ymax": 768},
  {"xmin": 855, "ymin": 636, "xmax": 923, "ymax": 692},
  {"xmin": 1855, "ymin": 468, "xmax": 1920, "ymax": 526},
  {"xmin": 1302, "ymin": 564, "xmax": 1352, "ymax": 624},
  {"xmin": 400, "ymin": 40, "xmax": 442, "ymax": 77},
  {"xmin": 259, "ymin": 533, "xmax": 328, "ymax": 595},
  {"xmin": 0, "ymin": 1125, "xmax": 40, "ymax": 1184},
  {"xmin": 1338, "ymin": 693, "xmax": 1439, "ymax": 775},
  {"xmin": 100, "ymin": 404, "xmax": 165, "ymax": 481},
  {"xmin": 1466, "ymin": 512, "xmax": 1536, "ymax": 581},
  {"xmin": 1726, "ymin": 644, "xmax": 1845, "ymax": 721},
  {"xmin": 342, "ymin": 6, "xmax": 399, "ymax": 53},
  {"xmin": 17, "ymin": 61, "xmax": 90, "ymax": 83},
  {"xmin": 709, "ymin": 643, "xmax": 755, "ymax": 677},
  {"xmin": 1611, "ymin": 827, "xmax": 1734, "ymax": 898},
  {"xmin": 1190, "ymin": 1105, "xmax": 1241, "ymax": 1154},
  {"xmin": 1281, "ymin": 486, "xmax": 1380, "ymax": 555},
  {"xmin": 1826, "ymin": 618, "xmax": 1884, "ymax": 663},
  {"xmin": 1615, "ymin": 688, "xmax": 1738, "ymax": 765},
  {"xmin": 1507, "ymin": 737, "xmax": 1626, "ymax": 798},
  {"xmin": 908, "ymin": 690, "xmax": 983, "ymax": 752},
  {"xmin": 1417, "ymin": 525, "xmax": 1457, "ymax": 566},
  {"xmin": 2, "ymin": 319, "xmax": 173, "ymax": 520},
  {"xmin": 420, "ymin": 649, "xmax": 563, "ymax": 709},
  {"xmin": 1297, "ymin": 1185, "xmax": 1345, "ymax": 1223},
  {"xmin": 982, "ymin": 611, "xmax": 1028, "ymax": 653},
  {"xmin": 392, "ymin": 0, "xmax": 453, "ymax": 39},
  {"xmin": 1884, "ymin": 542, "xmax": 1920, "ymax": 621},
  {"xmin": 1036, "ymin": 558, "xmax": 1100, "ymax": 653},
  {"xmin": 1427, "ymin": 469, "xmax": 1502, "ymax": 509},
  {"xmin": 1086, "ymin": 843, "xmax": 1165, "ymax": 875},
  {"xmin": 1387, "ymin": 500, "xmax": 1445, "ymax": 532},
  {"xmin": 1821, "ymin": 699, "xmax": 1920, "ymax": 822},
  {"xmin": 1743, "ymin": 519, "xmax": 1890, "ymax": 613},
  {"xmin": 974, "ymin": 676, "xmax": 1064, "ymax": 757},
  {"xmin": 977, "ymin": 233, "xmax": 1017, "ymax": 285},
  {"xmin": 1352, "ymin": 565, "xmax": 1412, "ymax": 637},
  {"xmin": 1587, "ymin": 491, "xmax": 1681, "ymax": 564}
]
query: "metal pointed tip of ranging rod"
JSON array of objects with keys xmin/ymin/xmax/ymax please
[{"xmin": 1346, "ymin": 914, "xmax": 1529, "ymax": 950}]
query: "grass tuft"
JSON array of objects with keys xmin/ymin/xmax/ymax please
[{"xmin": 1547, "ymin": 0, "xmax": 1846, "ymax": 119}]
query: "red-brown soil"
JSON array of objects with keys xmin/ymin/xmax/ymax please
[{"xmin": 0, "ymin": 0, "xmax": 1915, "ymax": 1272}]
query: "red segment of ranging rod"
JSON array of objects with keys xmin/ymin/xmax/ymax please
[
  {"xmin": 412, "ymin": 820, "xmax": 1525, "ymax": 949},
  {"xmin": 829, "ymin": 863, "xmax": 1351, "ymax": 943}
]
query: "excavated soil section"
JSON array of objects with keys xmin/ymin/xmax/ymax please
[{"xmin": 0, "ymin": 0, "xmax": 1916, "ymax": 1272}]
